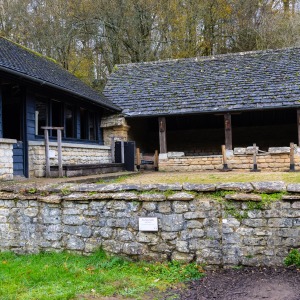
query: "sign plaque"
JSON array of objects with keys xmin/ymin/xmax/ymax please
[{"xmin": 139, "ymin": 217, "xmax": 158, "ymax": 232}]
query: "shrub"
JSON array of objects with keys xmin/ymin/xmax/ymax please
[{"xmin": 284, "ymin": 249, "xmax": 300, "ymax": 267}]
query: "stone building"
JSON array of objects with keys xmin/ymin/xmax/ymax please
[
  {"xmin": 103, "ymin": 48, "xmax": 300, "ymax": 171},
  {"xmin": 0, "ymin": 37, "xmax": 121, "ymax": 179}
]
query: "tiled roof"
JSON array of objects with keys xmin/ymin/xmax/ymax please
[
  {"xmin": 104, "ymin": 48, "xmax": 300, "ymax": 117},
  {"xmin": 0, "ymin": 37, "xmax": 120, "ymax": 111}
]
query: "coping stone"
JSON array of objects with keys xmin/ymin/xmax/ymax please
[
  {"xmin": 183, "ymin": 183, "xmax": 216, "ymax": 192},
  {"xmin": 252, "ymin": 181, "xmax": 286, "ymax": 193},
  {"xmin": 268, "ymin": 147, "xmax": 290, "ymax": 154},
  {"xmin": 287, "ymin": 184, "xmax": 300, "ymax": 193},
  {"xmin": 217, "ymin": 182, "xmax": 253, "ymax": 193}
]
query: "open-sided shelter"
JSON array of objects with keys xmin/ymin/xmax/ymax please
[{"xmin": 103, "ymin": 48, "xmax": 300, "ymax": 171}]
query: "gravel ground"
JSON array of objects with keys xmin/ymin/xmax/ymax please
[{"xmin": 176, "ymin": 267, "xmax": 300, "ymax": 300}]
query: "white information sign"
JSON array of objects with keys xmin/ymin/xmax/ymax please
[{"xmin": 139, "ymin": 217, "xmax": 158, "ymax": 232}]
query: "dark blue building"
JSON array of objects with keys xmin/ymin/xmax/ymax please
[{"xmin": 0, "ymin": 37, "xmax": 120, "ymax": 178}]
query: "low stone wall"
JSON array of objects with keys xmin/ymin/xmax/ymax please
[
  {"xmin": 159, "ymin": 153, "xmax": 300, "ymax": 172},
  {"xmin": 0, "ymin": 138, "xmax": 17, "ymax": 180},
  {"xmin": 28, "ymin": 141, "xmax": 112, "ymax": 177},
  {"xmin": 0, "ymin": 181, "xmax": 299, "ymax": 268}
]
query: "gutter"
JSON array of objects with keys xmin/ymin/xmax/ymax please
[
  {"xmin": 121, "ymin": 105, "xmax": 300, "ymax": 118},
  {"xmin": 0, "ymin": 65, "xmax": 121, "ymax": 112}
]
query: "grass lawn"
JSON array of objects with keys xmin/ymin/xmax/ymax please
[
  {"xmin": 0, "ymin": 250, "xmax": 204, "ymax": 300},
  {"xmin": 109, "ymin": 171, "xmax": 300, "ymax": 184}
]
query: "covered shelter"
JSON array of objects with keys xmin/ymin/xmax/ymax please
[{"xmin": 103, "ymin": 48, "xmax": 300, "ymax": 171}]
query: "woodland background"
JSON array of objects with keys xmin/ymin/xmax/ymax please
[{"xmin": 1, "ymin": 0, "xmax": 300, "ymax": 91}]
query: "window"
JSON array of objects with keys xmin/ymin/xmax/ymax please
[
  {"xmin": 65, "ymin": 104, "xmax": 75, "ymax": 138},
  {"xmin": 35, "ymin": 96, "xmax": 99, "ymax": 142},
  {"xmin": 89, "ymin": 111, "xmax": 96, "ymax": 141},
  {"xmin": 80, "ymin": 108, "xmax": 97, "ymax": 141},
  {"xmin": 35, "ymin": 99, "xmax": 48, "ymax": 135},
  {"xmin": 51, "ymin": 100, "xmax": 63, "ymax": 137}
]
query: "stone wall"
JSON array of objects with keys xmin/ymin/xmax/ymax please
[
  {"xmin": 0, "ymin": 181, "xmax": 299, "ymax": 268},
  {"xmin": 159, "ymin": 152, "xmax": 300, "ymax": 172},
  {"xmin": 28, "ymin": 141, "xmax": 111, "ymax": 177},
  {"xmin": 101, "ymin": 114, "xmax": 129, "ymax": 146},
  {"xmin": 0, "ymin": 138, "xmax": 17, "ymax": 180}
]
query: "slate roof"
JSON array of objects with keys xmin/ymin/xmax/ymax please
[
  {"xmin": 0, "ymin": 37, "xmax": 120, "ymax": 111},
  {"xmin": 104, "ymin": 48, "xmax": 300, "ymax": 117}
]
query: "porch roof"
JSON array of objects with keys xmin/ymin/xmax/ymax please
[
  {"xmin": 0, "ymin": 37, "xmax": 120, "ymax": 112},
  {"xmin": 104, "ymin": 48, "xmax": 300, "ymax": 117}
]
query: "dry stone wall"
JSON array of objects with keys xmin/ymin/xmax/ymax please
[
  {"xmin": 28, "ymin": 141, "xmax": 111, "ymax": 177},
  {"xmin": 159, "ymin": 153, "xmax": 300, "ymax": 172},
  {"xmin": 0, "ymin": 181, "xmax": 299, "ymax": 268}
]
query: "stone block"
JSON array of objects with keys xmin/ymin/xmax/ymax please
[
  {"xmin": 172, "ymin": 201, "xmax": 189, "ymax": 213},
  {"xmin": 268, "ymin": 147, "xmax": 290, "ymax": 154},
  {"xmin": 123, "ymin": 242, "xmax": 145, "ymax": 255},
  {"xmin": 139, "ymin": 193, "xmax": 166, "ymax": 201},
  {"xmin": 246, "ymin": 146, "xmax": 259, "ymax": 154},
  {"xmin": 183, "ymin": 183, "xmax": 216, "ymax": 192},
  {"xmin": 158, "ymin": 202, "xmax": 172, "ymax": 213},
  {"xmin": 167, "ymin": 152, "xmax": 185, "ymax": 158},
  {"xmin": 217, "ymin": 183, "xmax": 254, "ymax": 193},
  {"xmin": 167, "ymin": 192, "xmax": 195, "ymax": 201},
  {"xmin": 161, "ymin": 214, "xmax": 184, "ymax": 231},
  {"xmin": 225, "ymin": 193, "xmax": 261, "ymax": 201},
  {"xmin": 252, "ymin": 181, "xmax": 286, "ymax": 193},
  {"xmin": 234, "ymin": 148, "xmax": 246, "ymax": 155}
]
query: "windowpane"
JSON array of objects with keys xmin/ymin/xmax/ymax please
[
  {"xmin": 80, "ymin": 108, "xmax": 88, "ymax": 139},
  {"xmin": 65, "ymin": 104, "xmax": 74, "ymax": 138},
  {"xmin": 36, "ymin": 99, "xmax": 48, "ymax": 135},
  {"xmin": 89, "ymin": 112, "xmax": 96, "ymax": 141},
  {"xmin": 51, "ymin": 100, "xmax": 63, "ymax": 137}
]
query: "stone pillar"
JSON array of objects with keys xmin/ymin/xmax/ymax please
[
  {"xmin": 0, "ymin": 138, "xmax": 17, "ymax": 180},
  {"xmin": 101, "ymin": 114, "xmax": 130, "ymax": 146}
]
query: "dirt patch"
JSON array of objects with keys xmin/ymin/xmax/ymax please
[{"xmin": 177, "ymin": 267, "xmax": 300, "ymax": 300}]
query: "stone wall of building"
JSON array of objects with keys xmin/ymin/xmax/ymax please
[
  {"xmin": 28, "ymin": 141, "xmax": 111, "ymax": 177},
  {"xmin": 0, "ymin": 138, "xmax": 17, "ymax": 180},
  {"xmin": 159, "ymin": 152, "xmax": 300, "ymax": 172},
  {"xmin": 0, "ymin": 181, "xmax": 299, "ymax": 268},
  {"xmin": 101, "ymin": 114, "xmax": 129, "ymax": 146}
]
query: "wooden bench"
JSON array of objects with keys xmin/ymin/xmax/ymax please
[{"xmin": 50, "ymin": 163, "xmax": 124, "ymax": 177}]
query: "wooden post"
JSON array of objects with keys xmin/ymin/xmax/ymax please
[
  {"xmin": 251, "ymin": 143, "xmax": 260, "ymax": 172},
  {"xmin": 224, "ymin": 113, "xmax": 232, "ymax": 150},
  {"xmin": 154, "ymin": 150, "xmax": 159, "ymax": 171},
  {"xmin": 290, "ymin": 142, "xmax": 295, "ymax": 171},
  {"xmin": 111, "ymin": 136, "xmax": 115, "ymax": 163},
  {"xmin": 42, "ymin": 126, "xmax": 64, "ymax": 178},
  {"xmin": 158, "ymin": 117, "xmax": 167, "ymax": 153},
  {"xmin": 221, "ymin": 145, "xmax": 228, "ymax": 170},
  {"xmin": 44, "ymin": 128, "xmax": 50, "ymax": 178},
  {"xmin": 121, "ymin": 141, "xmax": 125, "ymax": 164},
  {"xmin": 57, "ymin": 129, "xmax": 63, "ymax": 177},
  {"xmin": 297, "ymin": 109, "xmax": 300, "ymax": 146},
  {"xmin": 136, "ymin": 147, "xmax": 141, "ymax": 170}
]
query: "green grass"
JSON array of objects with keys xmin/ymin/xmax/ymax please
[
  {"xmin": 0, "ymin": 250, "xmax": 204, "ymax": 300},
  {"xmin": 113, "ymin": 171, "xmax": 300, "ymax": 184}
]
